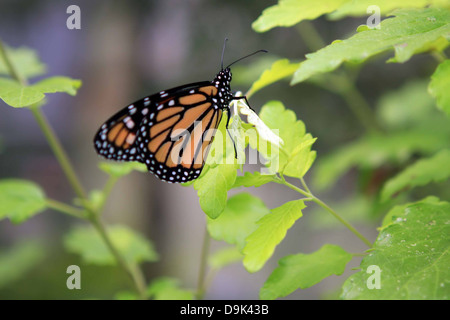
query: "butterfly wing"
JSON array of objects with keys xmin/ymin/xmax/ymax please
[
  {"xmin": 93, "ymin": 102, "xmax": 148, "ymax": 162},
  {"xmin": 94, "ymin": 81, "xmax": 224, "ymax": 183},
  {"xmin": 137, "ymin": 83, "xmax": 224, "ymax": 183}
]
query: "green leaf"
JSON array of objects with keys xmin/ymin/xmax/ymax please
[
  {"xmin": 194, "ymin": 164, "xmax": 237, "ymax": 219},
  {"xmin": 381, "ymin": 149, "xmax": 450, "ymax": 201},
  {"xmin": 342, "ymin": 199, "xmax": 450, "ymax": 299},
  {"xmin": 257, "ymin": 100, "xmax": 306, "ymax": 163},
  {"xmin": 0, "ymin": 45, "xmax": 46, "ymax": 79},
  {"xmin": 328, "ymin": 0, "xmax": 444, "ymax": 20},
  {"xmin": 232, "ymin": 55, "xmax": 280, "ymax": 87},
  {"xmin": 313, "ymin": 128, "xmax": 450, "ymax": 190},
  {"xmin": 253, "ymin": 101, "xmax": 316, "ymax": 179},
  {"xmin": 380, "ymin": 196, "xmax": 440, "ymax": 229},
  {"xmin": 282, "ymin": 134, "xmax": 317, "ymax": 178},
  {"xmin": 32, "ymin": 76, "xmax": 82, "ymax": 96},
  {"xmin": 260, "ymin": 244, "xmax": 352, "ymax": 299},
  {"xmin": 209, "ymin": 246, "xmax": 244, "ymax": 270},
  {"xmin": 232, "ymin": 171, "xmax": 277, "ymax": 188},
  {"xmin": 247, "ymin": 59, "xmax": 300, "ymax": 96},
  {"xmin": 98, "ymin": 161, "xmax": 147, "ymax": 178},
  {"xmin": 428, "ymin": 59, "xmax": 450, "ymax": 116},
  {"xmin": 252, "ymin": 0, "xmax": 351, "ymax": 32},
  {"xmin": 0, "ymin": 78, "xmax": 46, "ymax": 108},
  {"xmin": 0, "ymin": 241, "xmax": 46, "ymax": 289},
  {"xmin": 64, "ymin": 225, "xmax": 159, "ymax": 266},
  {"xmin": 243, "ymin": 199, "xmax": 306, "ymax": 273},
  {"xmin": 0, "ymin": 179, "xmax": 47, "ymax": 224},
  {"xmin": 147, "ymin": 277, "xmax": 194, "ymax": 300},
  {"xmin": 292, "ymin": 8, "xmax": 450, "ymax": 84},
  {"xmin": 316, "ymin": 76, "xmax": 450, "ymax": 190},
  {"xmin": 207, "ymin": 193, "xmax": 270, "ymax": 250},
  {"xmin": 0, "ymin": 76, "xmax": 82, "ymax": 108},
  {"xmin": 192, "ymin": 113, "xmax": 239, "ymax": 219}
]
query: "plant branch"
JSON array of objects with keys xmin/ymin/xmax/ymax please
[
  {"xmin": 30, "ymin": 106, "xmax": 89, "ymax": 203},
  {"xmin": 0, "ymin": 40, "xmax": 28, "ymax": 85},
  {"xmin": 296, "ymin": 22, "xmax": 381, "ymax": 134},
  {"xmin": 1, "ymin": 39, "xmax": 88, "ymax": 203},
  {"xmin": 278, "ymin": 174, "xmax": 373, "ymax": 248},
  {"xmin": 300, "ymin": 177, "xmax": 311, "ymax": 194},
  {"xmin": 296, "ymin": 21, "xmax": 326, "ymax": 52},
  {"xmin": 431, "ymin": 50, "xmax": 447, "ymax": 63},
  {"xmin": 311, "ymin": 195, "xmax": 373, "ymax": 248},
  {"xmin": 97, "ymin": 175, "xmax": 119, "ymax": 214},
  {"xmin": 337, "ymin": 76, "xmax": 381, "ymax": 134},
  {"xmin": 46, "ymin": 198, "xmax": 85, "ymax": 219},
  {"xmin": 0, "ymin": 39, "xmax": 148, "ymax": 299},
  {"xmin": 196, "ymin": 226, "xmax": 211, "ymax": 300},
  {"xmin": 89, "ymin": 215, "xmax": 148, "ymax": 300},
  {"xmin": 30, "ymin": 102, "xmax": 146, "ymax": 297}
]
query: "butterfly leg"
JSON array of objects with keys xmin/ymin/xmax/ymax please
[
  {"xmin": 225, "ymin": 109, "xmax": 238, "ymax": 159},
  {"xmin": 232, "ymin": 95, "xmax": 256, "ymax": 113}
]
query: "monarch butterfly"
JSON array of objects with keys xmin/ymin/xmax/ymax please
[{"xmin": 94, "ymin": 40, "xmax": 266, "ymax": 183}]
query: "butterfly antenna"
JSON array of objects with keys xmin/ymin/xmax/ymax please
[
  {"xmin": 221, "ymin": 38, "xmax": 228, "ymax": 70},
  {"xmin": 225, "ymin": 49, "xmax": 268, "ymax": 69}
]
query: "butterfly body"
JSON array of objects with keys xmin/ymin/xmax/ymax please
[{"xmin": 94, "ymin": 68, "xmax": 234, "ymax": 183}]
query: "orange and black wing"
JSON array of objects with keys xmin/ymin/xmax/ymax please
[
  {"xmin": 94, "ymin": 82, "xmax": 224, "ymax": 183},
  {"xmin": 94, "ymin": 102, "xmax": 146, "ymax": 162},
  {"xmin": 137, "ymin": 83, "xmax": 224, "ymax": 183}
]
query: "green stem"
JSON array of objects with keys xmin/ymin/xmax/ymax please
[
  {"xmin": 98, "ymin": 175, "xmax": 119, "ymax": 214},
  {"xmin": 431, "ymin": 51, "xmax": 447, "ymax": 63},
  {"xmin": 203, "ymin": 268, "xmax": 218, "ymax": 297},
  {"xmin": 46, "ymin": 198, "xmax": 85, "ymax": 219},
  {"xmin": 30, "ymin": 106, "xmax": 89, "ymax": 203},
  {"xmin": 129, "ymin": 263, "xmax": 148, "ymax": 298},
  {"xmin": 337, "ymin": 77, "xmax": 381, "ymax": 134},
  {"xmin": 0, "ymin": 38, "xmax": 148, "ymax": 299},
  {"xmin": 296, "ymin": 21, "xmax": 326, "ymax": 51},
  {"xmin": 300, "ymin": 177, "xmax": 311, "ymax": 194},
  {"xmin": 89, "ymin": 215, "xmax": 148, "ymax": 300},
  {"xmin": 31, "ymin": 101, "xmax": 147, "ymax": 296},
  {"xmin": 278, "ymin": 175, "xmax": 373, "ymax": 248},
  {"xmin": 311, "ymin": 195, "xmax": 373, "ymax": 248},
  {"xmin": 196, "ymin": 226, "xmax": 211, "ymax": 300},
  {"xmin": 0, "ymin": 40, "xmax": 28, "ymax": 85},
  {"xmin": 33, "ymin": 107, "xmax": 146, "ymax": 296},
  {"xmin": 296, "ymin": 22, "xmax": 381, "ymax": 134},
  {"xmin": 351, "ymin": 252, "xmax": 368, "ymax": 257},
  {"xmin": 278, "ymin": 174, "xmax": 310, "ymax": 198},
  {"xmin": 1, "ymin": 39, "xmax": 87, "ymax": 203}
]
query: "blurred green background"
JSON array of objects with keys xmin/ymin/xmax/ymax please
[{"xmin": 0, "ymin": 0, "xmax": 445, "ymax": 299}]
